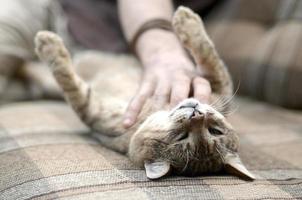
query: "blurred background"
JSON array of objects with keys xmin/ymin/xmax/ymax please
[{"xmin": 0, "ymin": 0, "xmax": 301, "ymax": 109}]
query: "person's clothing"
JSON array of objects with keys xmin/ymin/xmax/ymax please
[
  {"xmin": 58, "ymin": 0, "xmax": 220, "ymax": 53},
  {"xmin": 58, "ymin": 0, "xmax": 127, "ymax": 53},
  {"xmin": 0, "ymin": 0, "xmax": 71, "ymax": 60},
  {"xmin": 0, "ymin": 0, "xmax": 219, "ymax": 58}
]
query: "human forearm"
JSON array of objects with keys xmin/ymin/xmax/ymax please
[
  {"xmin": 118, "ymin": 0, "xmax": 174, "ymax": 42},
  {"xmin": 118, "ymin": 0, "xmax": 186, "ymax": 65}
]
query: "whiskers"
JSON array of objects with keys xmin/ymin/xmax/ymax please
[
  {"xmin": 214, "ymin": 142, "xmax": 226, "ymax": 163},
  {"xmin": 220, "ymin": 104, "xmax": 239, "ymax": 116},
  {"xmin": 214, "ymin": 141, "xmax": 235, "ymax": 163},
  {"xmin": 181, "ymin": 148, "xmax": 190, "ymax": 173},
  {"xmin": 162, "ymin": 142, "xmax": 198, "ymax": 172},
  {"xmin": 211, "ymin": 81, "xmax": 240, "ymax": 116}
]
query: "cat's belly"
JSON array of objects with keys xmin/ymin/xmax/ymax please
[{"xmin": 74, "ymin": 51, "xmax": 142, "ymax": 101}]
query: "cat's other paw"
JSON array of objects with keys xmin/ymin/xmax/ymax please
[
  {"xmin": 172, "ymin": 6, "xmax": 207, "ymax": 48},
  {"xmin": 34, "ymin": 31, "xmax": 69, "ymax": 65}
]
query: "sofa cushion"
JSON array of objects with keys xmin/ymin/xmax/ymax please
[
  {"xmin": 206, "ymin": 0, "xmax": 302, "ymax": 109},
  {"xmin": 0, "ymin": 99, "xmax": 301, "ymax": 199}
]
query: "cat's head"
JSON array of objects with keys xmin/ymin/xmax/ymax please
[{"xmin": 129, "ymin": 98, "xmax": 254, "ymax": 180}]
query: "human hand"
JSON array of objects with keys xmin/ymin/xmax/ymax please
[{"xmin": 123, "ymin": 30, "xmax": 211, "ymax": 128}]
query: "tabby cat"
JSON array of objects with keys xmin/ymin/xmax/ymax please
[{"xmin": 35, "ymin": 7, "xmax": 254, "ymax": 180}]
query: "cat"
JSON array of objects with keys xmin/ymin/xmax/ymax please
[{"xmin": 34, "ymin": 6, "xmax": 255, "ymax": 180}]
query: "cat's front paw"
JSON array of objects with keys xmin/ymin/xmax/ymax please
[
  {"xmin": 172, "ymin": 6, "xmax": 206, "ymax": 47},
  {"xmin": 34, "ymin": 31, "xmax": 69, "ymax": 65}
]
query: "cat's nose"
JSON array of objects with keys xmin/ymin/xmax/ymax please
[
  {"xmin": 178, "ymin": 99, "xmax": 200, "ymax": 109},
  {"xmin": 189, "ymin": 109, "xmax": 204, "ymax": 120}
]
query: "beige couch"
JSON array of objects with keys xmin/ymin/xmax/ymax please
[{"xmin": 1, "ymin": 98, "xmax": 301, "ymax": 199}]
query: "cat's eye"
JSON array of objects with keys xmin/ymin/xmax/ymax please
[
  {"xmin": 176, "ymin": 132, "xmax": 189, "ymax": 141},
  {"xmin": 208, "ymin": 127, "xmax": 224, "ymax": 136}
]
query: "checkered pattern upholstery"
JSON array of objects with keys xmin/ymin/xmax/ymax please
[{"xmin": 1, "ymin": 99, "xmax": 301, "ymax": 199}]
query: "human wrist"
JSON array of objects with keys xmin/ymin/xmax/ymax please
[{"xmin": 136, "ymin": 29, "xmax": 189, "ymax": 68}]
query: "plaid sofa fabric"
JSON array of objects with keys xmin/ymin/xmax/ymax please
[
  {"xmin": 206, "ymin": 0, "xmax": 302, "ymax": 109},
  {"xmin": 0, "ymin": 99, "xmax": 301, "ymax": 200}
]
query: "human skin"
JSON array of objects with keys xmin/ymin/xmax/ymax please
[{"xmin": 118, "ymin": 0, "xmax": 212, "ymax": 128}]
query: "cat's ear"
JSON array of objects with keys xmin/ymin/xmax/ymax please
[
  {"xmin": 144, "ymin": 160, "xmax": 171, "ymax": 179},
  {"xmin": 224, "ymin": 153, "xmax": 255, "ymax": 180}
]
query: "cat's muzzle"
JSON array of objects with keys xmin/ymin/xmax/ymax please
[{"xmin": 176, "ymin": 99, "xmax": 206, "ymax": 122}]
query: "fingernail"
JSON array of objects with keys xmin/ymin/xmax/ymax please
[{"xmin": 123, "ymin": 118, "xmax": 133, "ymax": 128}]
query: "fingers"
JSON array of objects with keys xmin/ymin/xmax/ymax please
[
  {"xmin": 153, "ymin": 81, "xmax": 171, "ymax": 110},
  {"xmin": 170, "ymin": 75, "xmax": 191, "ymax": 107},
  {"xmin": 193, "ymin": 77, "xmax": 211, "ymax": 104},
  {"xmin": 123, "ymin": 78, "xmax": 155, "ymax": 128}
]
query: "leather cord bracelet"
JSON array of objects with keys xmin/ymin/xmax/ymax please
[{"xmin": 129, "ymin": 19, "xmax": 173, "ymax": 53}]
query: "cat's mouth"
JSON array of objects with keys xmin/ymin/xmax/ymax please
[{"xmin": 189, "ymin": 108, "xmax": 204, "ymax": 120}]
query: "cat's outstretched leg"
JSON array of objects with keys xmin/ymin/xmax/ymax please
[
  {"xmin": 172, "ymin": 7, "xmax": 233, "ymax": 98},
  {"xmin": 34, "ymin": 31, "xmax": 123, "ymax": 135}
]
